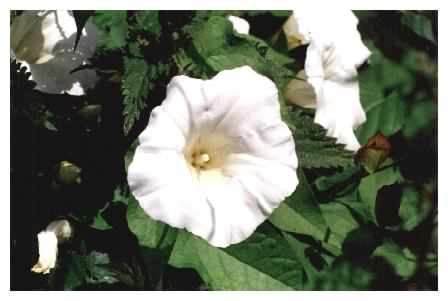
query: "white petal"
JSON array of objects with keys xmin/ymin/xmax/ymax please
[
  {"xmin": 128, "ymin": 67, "xmax": 299, "ymax": 248},
  {"xmin": 227, "ymin": 16, "xmax": 250, "ymax": 35},
  {"xmin": 31, "ymin": 231, "xmax": 58, "ymax": 274},
  {"xmin": 11, "ymin": 11, "xmax": 98, "ymax": 95},
  {"xmin": 284, "ymin": 9, "xmax": 370, "ymax": 151},
  {"xmin": 160, "ymin": 75, "xmax": 207, "ymax": 138},
  {"xmin": 127, "ymin": 148, "xmax": 215, "ymax": 242},
  {"xmin": 138, "ymin": 106, "xmax": 187, "ymax": 151},
  {"xmin": 201, "ymin": 66, "xmax": 280, "ymax": 138},
  {"xmin": 314, "ymin": 76, "xmax": 366, "ymax": 151}
]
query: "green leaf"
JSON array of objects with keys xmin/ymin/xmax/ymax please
[
  {"xmin": 282, "ymin": 232, "xmax": 325, "ymax": 281},
  {"xmin": 314, "ymin": 165, "xmax": 363, "ymax": 194},
  {"xmin": 399, "ymin": 185, "xmax": 433, "ymax": 231},
  {"xmin": 184, "ymin": 15, "xmax": 295, "ymax": 89},
  {"xmin": 65, "ymin": 251, "xmax": 121, "ymax": 288},
  {"xmin": 64, "ymin": 254, "xmax": 87, "ymax": 290},
  {"xmin": 122, "ymin": 55, "xmax": 171, "ymax": 134},
  {"xmin": 303, "ymin": 260, "xmax": 375, "ymax": 290},
  {"xmin": 91, "ymin": 206, "xmax": 113, "ymax": 230},
  {"xmin": 319, "ymin": 202, "xmax": 364, "ymax": 250},
  {"xmin": 85, "ymin": 251, "xmax": 120, "ymax": 285},
  {"xmin": 270, "ymin": 168, "xmax": 330, "ymax": 250},
  {"xmin": 135, "ymin": 11, "xmax": 161, "ymax": 37},
  {"xmin": 112, "ymin": 184, "xmax": 133, "ymax": 205},
  {"xmin": 373, "ymin": 239, "xmax": 417, "ymax": 278},
  {"xmin": 127, "ymin": 196, "xmax": 177, "ymax": 250},
  {"xmin": 358, "ymin": 162, "xmax": 403, "ymax": 225},
  {"xmin": 287, "ymin": 108, "xmax": 355, "ymax": 169},
  {"xmin": 401, "ymin": 12, "xmax": 436, "ymax": 44},
  {"xmin": 356, "ymin": 92, "xmax": 405, "ymax": 145},
  {"xmin": 169, "ymin": 223, "xmax": 305, "ymax": 290},
  {"xmin": 92, "ymin": 11, "xmax": 128, "ymax": 50},
  {"xmin": 402, "ymin": 99, "xmax": 436, "ymax": 139},
  {"xmin": 122, "ymin": 57, "xmax": 150, "ymax": 134}
]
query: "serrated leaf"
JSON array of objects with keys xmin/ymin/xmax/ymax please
[
  {"xmin": 92, "ymin": 11, "xmax": 128, "ymax": 50},
  {"xmin": 122, "ymin": 57, "xmax": 149, "ymax": 134},
  {"xmin": 287, "ymin": 108, "xmax": 355, "ymax": 169},
  {"xmin": 122, "ymin": 55, "xmax": 171, "ymax": 134},
  {"xmin": 169, "ymin": 223, "xmax": 305, "ymax": 290}
]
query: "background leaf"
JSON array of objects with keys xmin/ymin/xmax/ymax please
[
  {"xmin": 92, "ymin": 11, "xmax": 128, "ymax": 51},
  {"xmin": 169, "ymin": 223, "xmax": 305, "ymax": 290},
  {"xmin": 270, "ymin": 168, "xmax": 328, "ymax": 241}
]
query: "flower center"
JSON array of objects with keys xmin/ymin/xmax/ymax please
[
  {"xmin": 184, "ymin": 132, "xmax": 234, "ymax": 175},
  {"xmin": 190, "ymin": 151, "xmax": 211, "ymax": 169}
]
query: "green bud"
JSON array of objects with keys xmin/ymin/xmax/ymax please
[
  {"xmin": 77, "ymin": 104, "xmax": 102, "ymax": 121},
  {"xmin": 56, "ymin": 161, "xmax": 82, "ymax": 185}
]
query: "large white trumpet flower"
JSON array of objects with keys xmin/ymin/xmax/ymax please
[
  {"xmin": 128, "ymin": 66, "xmax": 298, "ymax": 248},
  {"xmin": 11, "ymin": 10, "xmax": 98, "ymax": 95},
  {"xmin": 284, "ymin": 9, "xmax": 371, "ymax": 151}
]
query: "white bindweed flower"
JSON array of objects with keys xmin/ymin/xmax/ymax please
[
  {"xmin": 31, "ymin": 220, "xmax": 73, "ymax": 274},
  {"xmin": 227, "ymin": 16, "xmax": 250, "ymax": 35},
  {"xmin": 283, "ymin": 9, "xmax": 371, "ymax": 151},
  {"xmin": 11, "ymin": 10, "xmax": 98, "ymax": 95},
  {"xmin": 128, "ymin": 66, "xmax": 298, "ymax": 248}
]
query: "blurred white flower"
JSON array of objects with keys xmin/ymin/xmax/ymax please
[
  {"xmin": 31, "ymin": 220, "xmax": 73, "ymax": 274},
  {"xmin": 11, "ymin": 10, "xmax": 98, "ymax": 95},
  {"xmin": 283, "ymin": 9, "xmax": 371, "ymax": 151},
  {"xmin": 128, "ymin": 66, "xmax": 298, "ymax": 248},
  {"xmin": 227, "ymin": 15, "xmax": 250, "ymax": 34}
]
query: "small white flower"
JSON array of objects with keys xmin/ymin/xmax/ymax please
[
  {"xmin": 227, "ymin": 16, "xmax": 250, "ymax": 35},
  {"xmin": 11, "ymin": 10, "xmax": 98, "ymax": 95},
  {"xmin": 128, "ymin": 66, "xmax": 298, "ymax": 248},
  {"xmin": 283, "ymin": 9, "xmax": 371, "ymax": 151},
  {"xmin": 31, "ymin": 220, "xmax": 73, "ymax": 274}
]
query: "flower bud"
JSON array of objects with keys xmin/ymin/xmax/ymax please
[
  {"xmin": 77, "ymin": 104, "xmax": 102, "ymax": 122},
  {"xmin": 356, "ymin": 133, "xmax": 391, "ymax": 174},
  {"xmin": 56, "ymin": 161, "xmax": 82, "ymax": 185},
  {"xmin": 31, "ymin": 219, "xmax": 73, "ymax": 274}
]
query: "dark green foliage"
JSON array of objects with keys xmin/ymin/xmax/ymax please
[
  {"xmin": 11, "ymin": 10, "xmax": 437, "ymax": 291},
  {"xmin": 92, "ymin": 11, "xmax": 129, "ymax": 51}
]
